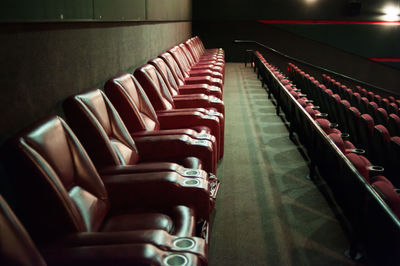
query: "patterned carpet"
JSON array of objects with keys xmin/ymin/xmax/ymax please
[{"xmin": 209, "ymin": 63, "xmax": 357, "ymax": 266}]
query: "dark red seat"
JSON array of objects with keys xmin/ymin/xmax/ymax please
[
  {"xmin": 388, "ymin": 113, "xmax": 400, "ymax": 136},
  {"xmin": 63, "ymin": 89, "xmax": 217, "ymax": 174},
  {"xmin": 0, "ymin": 195, "xmax": 204, "ymax": 266},
  {"xmin": 149, "ymin": 57, "xmax": 222, "ymax": 99},
  {"xmin": 371, "ymin": 176, "xmax": 400, "ymax": 218},
  {"xmin": 134, "ymin": 64, "xmax": 225, "ymax": 158},
  {"xmin": 103, "ymin": 73, "xmax": 219, "ymax": 169},
  {"xmin": 359, "ymin": 114, "xmax": 375, "ymax": 156},
  {"xmin": 7, "ymin": 116, "xmax": 211, "ymax": 264}
]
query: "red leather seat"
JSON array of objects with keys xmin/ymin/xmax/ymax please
[
  {"xmin": 178, "ymin": 43, "xmax": 224, "ymax": 82},
  {"xmin": 159, "ymin": 51, "xmax": 224, "ymax": 92},
  {"xmin": 371, "ymin": 176, "xmax": 400, "ymax": 218},
  {"xmin": 63, "ymin": 89, "xmax": 217, "ymax": 174},
  {"xmin": 7, "ymin": 117, "xmax": 212, "ymax": 264},
  {"xmin": 134, "ymin": 64, "xmax": 225, "ymax": 158},
  {"xmin": 0, "ymin": 195, "xmax": 205, "ymax": 266},
  {"xmin": 149, "ymin": 57, "xmax": 222, "ymax": 99},
  {"xmin": 103, "ymin": 73, "xmax": 219, "ymax": 171}
]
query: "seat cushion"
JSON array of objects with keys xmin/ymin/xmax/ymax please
[
  {"xmin": 101, "ymin": 206, "xmax": 196, "ymax": 237},
  {"xmin": 101, "ymin": 213, "xmax": 173, "ymax": 233},
  {"xmin": 180, "ymin": 156, "xmax": 203, "ymax": 171}
]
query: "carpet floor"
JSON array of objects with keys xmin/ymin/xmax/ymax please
[{"xmin": 209, "ymin": 63, "xmax": 357, "ymax": 266}]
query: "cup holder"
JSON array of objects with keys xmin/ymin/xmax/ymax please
[
  {"xmin": 368, "ymin": 165, "xmax": 384, "ymax": 172},
  {"xmin": 305, "ymin": 100, "xmax": 314, "ymax": 103},
  {"xmin": 184, "ymin": 170, "xmax": 200, "ymax": 176},
  {"xmin": 317, "ymin": 113, "xmax": 328, "ymax": 118},
  {"xmin": 196, "ymin": 133, "xmax": 210, "ymax": 139},
  {"xmin": 193, "ymin": 140, "xmax": 208, "ymax": 146},
  {"xmin": 164, "ymin": 254, "xmax": 188, "ymax": 266},
  {"xmin": 339, "ymin": 133, "xmax": 350, "ymax": 139},
  {"xmin": 351, "ymin": 148, "xmax": 365, "ymax": 155},
  {"xmin": 311, "ymin": 106, "xmax": 320, "ymax": 110},
  {"xmin": 184, "ymin": 179, "xmax": 200, "ymax": 186},
  {"xmin": 173, "ymin": 238, "xmax": 196, "ymax": 250},
  {"xmin": 299, "ymin": 94, "xmax": 307, "ymax": 97},
  {"xmin": 329, "ymin": 123, "xmax": 339, "ymax": 128}
]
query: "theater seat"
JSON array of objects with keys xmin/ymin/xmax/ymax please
[
  {"xmin": 149, "ymin": 57, "xmax": 222, "ymax": 99},
  {"xmin": 7, "ymin": 117, "xmax": 212, "ymax": 260},
  {"xmin": 134, "ymin": 64, "xmax": 224, "ymax": 158},
  {"xmin": 345, "ymin": 153, "xmax": 383, "ymax": 182},
  {"xmin": 358, "ymin": 114, "xmax": 375, "ymax": 156},
  {"xmin": 103, "ymin": 73, "xmax": 219, "ymax": 169},
  {"xmin": 388, "ymin": 114, "xmax": 400, "ymax": 136},
  {"xmin": 371, "ymin": 176, "xmax": 400, "ymax": 218},
  {"xmin": 63, "ymin": 89, "xmax": 217, "ymax": 174},
  {"xmin": 0, "ymin": 195, "xmax": 205, "ymax": 266},
  {"xmin": 371, "ymin": 125, "xmax": 391, "ymax": 167},
  {"xmin": 0, "ymin": 194, "xmax": 46, "ymax": 266}
]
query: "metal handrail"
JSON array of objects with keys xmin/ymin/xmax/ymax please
[{"xmin": 234, "ymin": 39, "xmax": 400, "ymax": 97}]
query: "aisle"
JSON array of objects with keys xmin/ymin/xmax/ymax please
[{"xmin": 209, "ymin": 63, "xmax": 355, "ymax": 266}]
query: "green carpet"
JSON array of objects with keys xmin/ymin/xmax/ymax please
[{"xmin": 209, "ymin": 63, "xmax": 356, "ymax": 266}]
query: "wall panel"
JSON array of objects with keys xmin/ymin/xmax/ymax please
[{"xmin": 0, "ymin": 22, "xmax": 192, "ymax": 144}]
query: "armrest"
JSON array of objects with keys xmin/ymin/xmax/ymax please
[
  {"xmin": 133, "ymin": 134, "xmax": 215, "ymax": 173},
  {"xmin": 188, "ymin": 69, "xmax": 223, "ymax": 80},
  {"xmin": 184, "ymin": 76, "xmax": 223, "ymax": 89},
  {"xmin": 156, "ymin": 112, "xmax": 220, "ymax": 149},
  {"xmin": 102, "ymin": 172, "xmax": 211, "ymax": 219},
  {"xmin": 173, "ymin": 96, "xmax": 225, "ymax": 115},
  {"xmin": 99, "ymin": 164, "xmax": 209, "ymax": 180},
  {"xmin": 42, "ymin": 243, "xmax": 201, "ymax": 266},
  {"xmin": 49, "ymin": 230, "xmax": 207, "ymax": 260},
  {"xmin": 131, "ymin": 128, "xmax": 199, "ymax": 138},
  {"xmin": 178, "ymin": 86, "xmax": 222, "ymax": 99}
]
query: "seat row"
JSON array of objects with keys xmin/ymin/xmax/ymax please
[
  {"xmin": 251, "ymin": 50, "xmax": 400, "ymax": 265},
  {"xmin": 288, "ymin": 63, "xmax": 400, "ymax": 187},
  {"xmin": 1, "ymin": 36, "xmax": 225, "ymax": 266},
  {"xmin": 321, "ymin": 74, "xmax": 400, "ymax": 137}
]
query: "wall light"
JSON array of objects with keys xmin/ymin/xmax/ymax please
[
  {"xmin": 382, "ymin": 5, "xmax": 400, "ymax": 21},
  {"xmin": 305, "ymin": 0, "xmax": 317, "ymax": 4}
]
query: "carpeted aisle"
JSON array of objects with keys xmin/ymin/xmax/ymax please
[{"xmin": 209, "ymin": 63, "xmax": 356, "ymax": 265}]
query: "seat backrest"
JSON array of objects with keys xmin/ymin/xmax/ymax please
[
  {"xmin": 159, "ymin": 52, "xmax": 187, "ymax": 87},
  {"xmin": 148, "ymin": 57, "xmax": 180, "ymax": 97},
  {"xmin": 388, "ymin": 113, "xmax": 400, "ymax": 136},
  {"xmin": 168, "ymin": 46, "xmax": 192, "ymax": 77},
  {"xmin": 345, "ymin": 153, "xmax": 372, "ymax": 182},
  {"xmin": 63, "ymin": 89, "xmax": 140, "ymax": 169},
  {"xmin": 0, "ymin": 195, "xmax": 47, "ymax": 266},
  {"xmin": 134, "ymin": 64, "xmax": 175, "ymax": 111},
  {"xmin": 11, "ymin": 116, "xmax": 109, "ymax": 242},
  {"xmin": 179, "ymin": 43, "xmax": 197, "ymax": 68},
  {"xmin": 104, "ymin": 73, "xmax": 160, "ymax": 133},
  {"xmin": 371, "ymin": 176, "xmax": 400, "ymax": 218}
]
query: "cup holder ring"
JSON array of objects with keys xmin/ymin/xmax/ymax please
[
  {"xmin": 184, "ymin": 179, "xmax": 200, "ymax": 186},
  {"xmin": 194, "ymin": 140, "xmax": 208, "ymax": 145},
  {"xmin": 318, "ymin": 113, "xmax": 328, "ymax": 118},
  {"xmin": 352, "ymin": 148, "xmax": 365, "ymax": 154},
  {"xmin": 183, "ymin": 170, "xmax": 200, "ymax": 177},
  {"xmin": 196, "ymin": 133, "xmax": 210, "ymax": 139},
  {"xmin": 164, "ymin": 254, "xmax": 188, "ymax": 266},
  {"xmin": 368, "ymin": 165, "xmax": 384, "ymax": 172},
  {"xmin": 173, "ymin": 238, "xmax": 196, "ymax": 250},
  {"xmin": 340, "ymin": 133, "xmax": 350, "ymax": 139}
]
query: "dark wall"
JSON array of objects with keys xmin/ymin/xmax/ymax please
[
  {"xmin": 0, "ymin": 21, "xmax": 191, "ymax": 145},
  {"xmin": 193, "ymin": 0, "xmax": 400, "ymax": 93},
  {"xmin": 193, "ymin": 21, "xmax": 400, "ymax": 94}
]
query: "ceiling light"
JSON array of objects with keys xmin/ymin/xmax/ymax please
[{"xmin": 382, "ymin": 5, "xmax": 400, "ymax": 21}]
